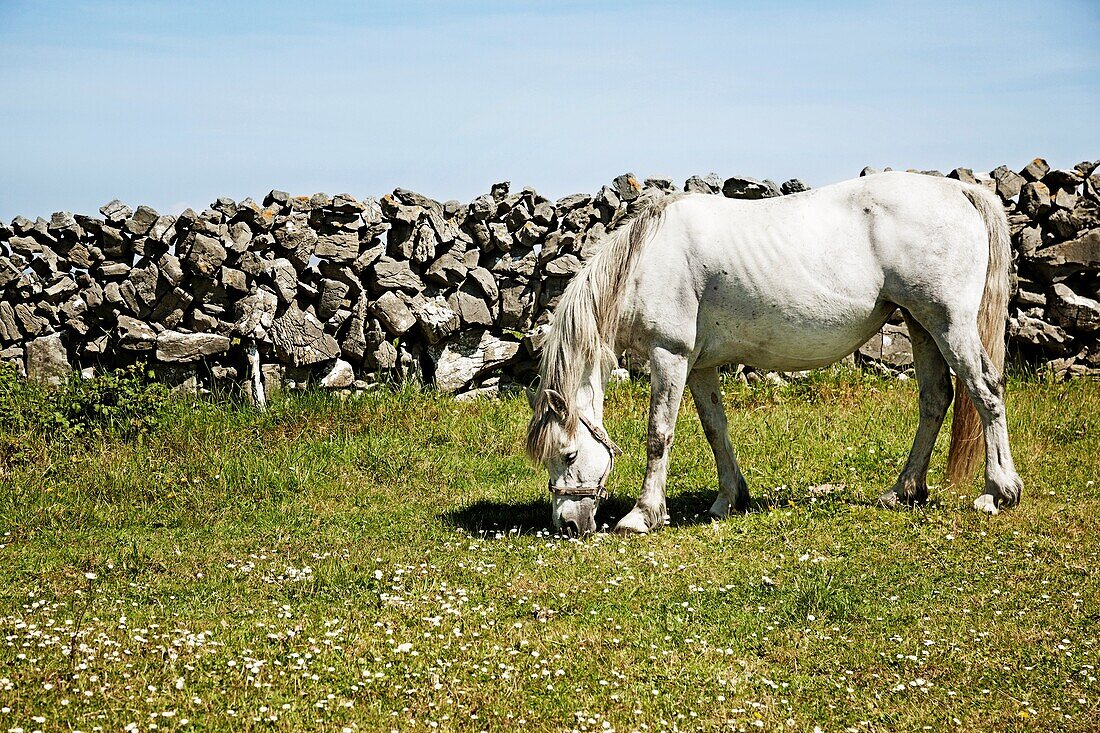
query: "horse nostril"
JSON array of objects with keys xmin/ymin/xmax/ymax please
[{"xmin": 562, "ymin": 519, "xmax": 580, "ymax": 537}]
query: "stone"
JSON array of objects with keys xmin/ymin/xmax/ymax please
[
  {"xmin": 722, "ymin": 176, "xmax": 781, "ymax": 199},
  {"xmin": 612, "ymin": 173, "xmax": 642, "ymax": 202},
  {"xmin": 430, "ymin": 330, "xmax": 522, "ymax": 393},
  {"xmin": 49, "ymin": 211, "xmax": 82, "ymax": 239},
  {"xmin": 1043, "ymin": 169, "xmax": 1082, "ymax": 193},
  {"xmin": 424, "ymin": 251, "xmax": 469, "ymax": 287},
  {"xmin": 270, "ymin": 305, "xmax": 340, "ymax": 366},
  {"xmin": 0, "ymin": 302, "xmax": 20, "ymax": 342},
  {"xmin": 320, "ymin": 358, "xmax": 355, "ymax": 388},
  {"xmin": 1018, "ymin": 181, "xmax": 1051, "ymax": 218},
  {"xmin": 131, "ymin": 261, "xmax": 160, "ymax": 307},
  {"xmin": 1028, "ymin": 228, "xmax": 1100, "ymax": 278},
  {"xmin": 268, "ymin": 258, "xmax": 299, "ymax": 304},
  {"xmin": 413, "ymin": 296, "xmax": 459, "ymax": 344},
  {"xmin": 318, "ymin": 278, "xmax": 351, "ymax": 321},
  {"xmin": 25, "ymin": 332, "xmax": 70, "ymax": 383},
  {"xmin": 156, "ymin": 330, "xmax": 231, "ymax": 362},
  {"xmin": 44, "ymin": 275, "xmax": 78, "ymax": 303},
  {"xmin": 859, "ymin": 166, "xmax": 881, "ymax": 177},
  {"xmin": 858, "ymin": 323, "xmax": 914, "ymax": 368},
  {"xmin": 1049, "ymin": 283, "xmax": 1100, "ymax": 332},
  {"xmin": 684, "ymin": 173, "xmax": 723, "ymax": 194},
  {"xmin": 1015, "ymin": 225, "xmax": 1043, "ymax": 255},
  {"xmin": 644, "ymin": 177, "xmax": 677, "ymax": 194},
  {"xmin": 1046, "ymin": 209, "xmax": 1081, "ymax": 240},
  {"xmin": 14, "ymin": 304, "xmax": 48, "ymax": 336},
  {"xmin": 315, "ymin": 230, "xmax": 360, "ymax": 261},
  {"xmin": 544, "ymin": 254, "xmax": 583, "ymax": 276},
  {"xmin": 116, "ymin": 315, "xmax": 156, "ymax": 350},
  {"xmin": 371, "ymin": 257, "xmax": 422, "ymax": 293},
  {"xmin": 1020, "ymin": 157, "xmax": 1050, "ymax": 182},
  {"xmin": 370, "ymin": 291, "xmax": 416, "ymax": 335},
  {"xmin": 448, "ymin": 290, "xmax": 493, "ymax": 327},
  {"xmin": 99, "ymin": 199, "xmax": 132, "ymax": 223},
  {"xmin": 187, "ymin": 233, "xmax": 227, "ymax": 277},
  {"xmin": 125, "ymin": 205, "xmax": 160, "ymax": 236},
  {"xmin": 991, "ymin": 165, "xmax": 1026, "ymax": 199},
  {"xmin": 468, "ymin": 267, "xmax": 499, "ymax": 301},
  {"xmin": 780, "ymin": 179, "xmax": 810, "ymax": 195},
  {"xmin": 228, "ymin": 221, "xmax": 253, "ymax": 252},
  {"xmin": 218, "ymin": 267, "xmax": 247, "ymax": 294},
  {"xmin": 948, "ymin": 168, "xmax": 978, "ymax": 185},
  {"xmin": 1009, "ymin": 313, "xmax": 1072, "ymax": 355},
  {"xmin": 234, "ymin": 287, "xmax": 278, "ymax": 339}
]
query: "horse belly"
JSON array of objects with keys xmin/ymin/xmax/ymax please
[{"xmin": 693, "ymin": 277, "xmax": 893, "ymax": 371}]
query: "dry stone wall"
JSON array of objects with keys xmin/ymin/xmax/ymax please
[{"xmin": 2, "ymin": 158, "xmax": 1097, "ymax": 397}]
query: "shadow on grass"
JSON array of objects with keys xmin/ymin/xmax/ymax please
[{"xmin": 441, "ymin": 487, "xmax": 779, "ymax": 537}]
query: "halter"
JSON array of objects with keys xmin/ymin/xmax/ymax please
[{"xmin": 547, "ymin": 412, "xmax": 623, "ymax": 501}]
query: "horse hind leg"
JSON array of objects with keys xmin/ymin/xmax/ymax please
[
  {"xmin": 929, "ymin": 313, "xmax": 1023, "ymax": 513},
  {"xmin": 878, "ymin": 313, "xmax": 953, "ymax": 508},
  {"xmin": 687, "ymin": 367, "xmax": 750, "ymax": 518}
]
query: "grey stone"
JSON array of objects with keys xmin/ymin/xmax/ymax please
[
  {"xmin": 991, "ymin": 165, "xmax": 1026, "ymax": 199},
  {"xmin": 722, "ymin": 176, "xmax": 781, "ymax": 199},
  {"xmin": 1009, "ymin": 313, "xmax": 1073, "ymax": 354},
  {"xmin": 315, "ymin": 230, "xmax": 360, "ymax": 261},
  {"xmin": 448, "ymin": 290, "xmax": 493, "ymax": 327},
  {"xmin": 371, "ymin": 257, "xmax": 422, "ymax": 293},
  {"xmin": 221, "ymin": 267, "xmax": 249, "ymax": 293},
  {"xmin": 468, "ymin": 267, "xmax": 499, "ymax": 301},
  {"xmin": 270, "ymin": 305, "xmax": 340, "ymax": 366},
  {"xmin": 0, "ymin": 301, "xmax": 20, "ymax": 342},
  {"xmin": 858, "ymin": 323, "xmax": 914, "ymax": 368},
  {"xmin": 268, "ymin": 257, "xmax": 298, "ymax": 304},
  {"xmin": 859, "ymin": 166, "xmax": 881, "ymax": 177},
  {"xmin": 125, "ymin": 205, "xmax": 160, "ymax": 236},
  {"xmin": 612, "ymin": 173, "xmax": 642, "ymax": 202},
  {"xmin": 187, "ymin": 233, "xmax": 227, "ymax": 277},
  {"xmin": 1019, "ymin": 181, "xmax": 1051, "ymax": 218},
  {"xmin": 320, "ymin": 358, "xmax": 355, "ymax": 388},
  {"xmin": 25, "ymin": 332, "xmax": 70, "ymax": 383},
  {"xmin": 370, "ymin": 291, "xmax": 416, "ymax": 335},
  {"xmin": 234, "ymin": 287, "xmax": 278, "ymax": 339},
  {"xmin": 318, "ymin": 278, "xmax": 350, "ymax": 321},
  {"xmin": 1049, "ymin": 283, "xmax": 1100, "ymax": 332},
  {"xmin": 49, "ymin": 211, "xmax": 82, "ymax": 239},
  {"xmin": 948, "ymin": 168, "xmax": 978, "ymax": 185},
  {"xmin": 1028, "ymin": 228, "xmax": 1100, "ymax": 278},
  {"xmin": 413, "ymin": 295, "xmax": 460, "ymax": 344},
  {"xmin": 430, "ymin": 330, "xmax": 522, "ymax": 393},
  {"xmin": 1020, "ymin": 158, "xmax": 1050, "ymax": 182},
  {"xmin": 684, "ymin": 173, "xmax": 723, "ymax": 194},
  {"xmin": 100, "ymin": 199, "xmax": 132, "ymax": 223},
  {"xmin": 116, "ymin": 315, "xmax": 156, "ymax": 350},
  {"xmin": 544, "ymin": 254, "xmax": 583, "ymax": 276},
  {"xmin": 156, "ymin": 330, "xmax": 231, "ymax": 362},
  {"xmin": 780, "ymin": 179, "xmax": 810, "ymax": 195},
  {"xmin": 228, "ymin": 221, "xmax": 253, "ymax": 252},
  {"xmin": 424, "ymin": 251, "xmax": 468, "ymax": 287}
]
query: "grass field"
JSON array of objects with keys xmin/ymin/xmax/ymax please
[{"xmin": 1, "ymin": 368, "xmax": 1098, "ymax": 732}]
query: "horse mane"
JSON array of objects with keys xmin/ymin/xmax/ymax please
[{"xmin": 526, "ymin": 190, "xmax": 685, "ymax": 463}]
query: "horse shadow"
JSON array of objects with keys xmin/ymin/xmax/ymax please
[{"xmin": 441, "ymin": 487, "xmax": 780, "ymax": 537}]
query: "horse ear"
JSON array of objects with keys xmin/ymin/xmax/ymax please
[{"xmin": 543, "ymin": 389, "xmax": 568, "ymax": 416}]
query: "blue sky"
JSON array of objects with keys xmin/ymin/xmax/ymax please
[{"xmin": 0, "ymin": 1, "xmax": 1097, "ymax": 220}]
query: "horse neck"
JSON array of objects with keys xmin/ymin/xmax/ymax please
[{"xmin": 573, "ymin": 361, "xmax": 607, "ymax": 426}]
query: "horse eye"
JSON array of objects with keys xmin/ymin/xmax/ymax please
[{"xmin": 563, "ymin": 450, "xmax": 578, "ymax": 465}]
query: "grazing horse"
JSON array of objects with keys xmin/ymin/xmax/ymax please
[{"xmin": 526, "ymin": 172, "xmax": 1022, "ymax": 535}]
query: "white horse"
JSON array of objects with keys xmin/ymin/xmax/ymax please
[{"xmin": 527, "ymin": 172, "xmax": 1022, "ymax": 535}]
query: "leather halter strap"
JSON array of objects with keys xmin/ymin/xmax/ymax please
[{"xmin": 547, "ymin": 412, "xmax": 622, "ymax": 501}]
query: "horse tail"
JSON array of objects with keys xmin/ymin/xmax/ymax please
[{"xmin": 944, "ymin": 185, "xmax": 1011, "ymax": 485}]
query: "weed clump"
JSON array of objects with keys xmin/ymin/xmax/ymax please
[{"xmin": 0, "ymin": 362, "xmax": 171, "ymax": 442}]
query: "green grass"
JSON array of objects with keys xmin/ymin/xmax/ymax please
[{"xmin": 1, "ymin": 369, "xmax": 1098, "ymax": 732}]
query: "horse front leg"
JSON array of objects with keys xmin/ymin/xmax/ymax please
[
  {"xmin": 614, "ymin": 347, "xmax": 689, "ymax": 534},
  {"xmin": 687, "ymin": 367, "xmax": 750, "ymax": 517}
]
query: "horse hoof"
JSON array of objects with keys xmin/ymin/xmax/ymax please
[
  {"xmin": 614, "ymin": 512, "xmax": 651, "ymax": 535},
  {"xmin": 973, "ymin": 494, "xmax": 1000, "ymax": 515},
  {"xmin": 876, "ymin": 491, "xmax": 901, "ymax": 509}
]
